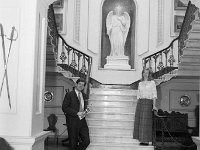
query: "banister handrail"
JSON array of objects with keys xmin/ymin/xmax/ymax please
[
  {"xmin": 58, "ymin": 34, "xmax": 91, "ymax": 58},
  {"xmin": 142, "ymin": 1, "xmax": 198, "ymax": 79},
  {"xmin": 143, "ymin": 37, "xmax": 179, "ymax": 60},
  {"xmin": 49, "ymin": 4, "xmax": 59, "ymax": 36},
  {"xmin": 84, "ymin": 60, "xmax": 92, "ymax": 96},
  {"xmin": 177, "ymin": 1, "xmax": 198, "ymax": 57},
  {"xmin": 47, "ymin": 3, "xmax": 93, "ymax": 98}
]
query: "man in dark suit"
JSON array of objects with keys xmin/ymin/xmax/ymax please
[{"xmin": 62, "ymin": 78, "xmax": 90, "ymax": 150}]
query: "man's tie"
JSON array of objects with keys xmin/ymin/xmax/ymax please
[{"xmin": 78, "ymin": 92, "xmax": 84, "ymax": 112}]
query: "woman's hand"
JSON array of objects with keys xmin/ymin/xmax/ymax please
[{"xmin": 153, "ymin": 105, "xmax": 158, "ymax": 112}]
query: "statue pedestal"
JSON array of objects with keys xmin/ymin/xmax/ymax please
[{"xmin": 104, "ymin": 56, "xmax": 131, "ymax": 70}]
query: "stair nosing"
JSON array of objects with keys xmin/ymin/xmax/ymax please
[
  {"xmin": 88, "ymin": 105, "xmax": 136, "ymax": 108},
  {"xmin": 90, "ymin": 94, "xmax": 137, "ymax": 97},
  {"xmin": 89, "ymin": 99, "xmax": 137, "ymax": 101},
  {"xmin": 88, "ymin": 111, "xmax": 135, "ymax": 115},
  {"xmin": 89, "ymin": 134, "xmax": 133, "ymax": 138},
  {"xmin": 89, "ymin": 143, "xmax": 151, "ymax": 147},
  {"xmin": 86, "ymin": 118, "xmax": 134, "ymax": 122},
  {"xmin": 89, "ymin": 125, "xmax": 133, "ymax": 129}
]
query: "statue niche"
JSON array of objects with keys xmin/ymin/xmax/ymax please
[{"xmin": 101, "ymin": 0, "xmax": 135, "ymax": 70}]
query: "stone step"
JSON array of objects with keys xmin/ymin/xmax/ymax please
[
  {"xmin": 178, "ymin": 62, "xmax": 200, "ymax": 70},
  {"xmin": 177, "ymin": 69, "xmax": 200, "ymax": 76},
  {"xmin": 86, "ymin": 118, "xmax": 134, "ymax": 127},
  {"xmin": 182, "ymin": 47, "xmax": 200, "ymax": 55},
  {"xmin": 185, "ymin": 40, "xmax": 200, "ymax": 48},
  {"xmin": 87, "ymin": 87, "xmax": 139, "ymax": 150},
  {"xmin": 88, "ymin": 99, "xmax": 137, "ymax": 107},
  {"xmin": 89, "ymin": 94, "xmax": 136, "ymax": 100},
  {"xmin": 89, "ymin": 125, "xmax": 133, "ymax": 136},
  {"xmin": 90, "ymin": 88, "xmax": 137, "ymax": 96},
  {"xmin": 191, "ymin": 20, "xmax": 200, "ymax": 31},
  {"xmin": 46, "ymin": 60, "xmax": 57, "ymax": 66},
  {"xmin": 90, "ymin": 134, "xmax": 137, "ymax": 144},
  {"xmin": 179, "ymin": 55, "xmax": 200, "ymax": 63},
  {"xmin": 188, "ymin": 30, "xmax": 200, "ymax": 40},
  {"xmin": 87, "ymin": 112, "xmax": 134, "ymax": 120},
  {"xmin": 87, "ymin": 143, "xmax": 154, "ymax": 150},
  {"xmin": 99, "ymin": 84, "xmax": 132, "ymax": 89},
  {"xmin": 88, "ymin": 106, "xmax": 136, "ymax": 113}
]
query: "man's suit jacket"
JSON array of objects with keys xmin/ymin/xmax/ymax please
[{"xmin": 62, "ymin": 90, "xmax": 88, "ymax": 121}]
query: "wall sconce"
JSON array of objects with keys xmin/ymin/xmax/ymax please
[
  {"xmin": 44, "ymin": 91, "xmax": 53, "ymax": 102},
  {"xmin": 179, "ymin": 95, "xmax": 191, "ymax": 107}
]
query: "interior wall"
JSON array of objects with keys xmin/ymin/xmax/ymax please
[
  {"xmin": 0, "ymin": 0, "xmax": 40, "ymax": 137},
  {"xmin": 44, "ymin": 75, "xmax": 74, "ymax": 137},
  {"xmin": 157, "ymin": 77, "xmax": 199, "ymax": 127}
]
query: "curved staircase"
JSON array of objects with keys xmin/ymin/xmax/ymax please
[
  {"xmin": 178, "ymin": 18, "xmax": 200, "ymax": 76},
  {"xmin": 86, "ymin": 85, "xmax": 154, "ymax": 150}
]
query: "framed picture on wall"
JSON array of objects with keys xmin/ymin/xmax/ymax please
[
  {"xmin": 53, "ymin": 0, "xmax": 66, "ymax": 34},
  {"xmin": 55, "ymin": 13, "xmax": 63, "ymax": 33},
  {"xmin": 174, "ymin": 0, "xmax": 189, "ymax": 10},
  {"xmin": 174, "ymin": 15, "xmax": 184, "ymax": 33},
  {"xmin": 53, "ymin": 0, "xmax": 64, "ymax": 8}
]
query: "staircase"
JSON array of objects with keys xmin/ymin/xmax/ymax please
[
  {"xmin": 178, "ymin": 6, "xmax": 200, "ymax": 76},
  {"xmin": 178, "ymin": 18, "xmax": 200, "ymax": 76},
  {"xmin": 86, "ymin": 85, "xmax": 154, "ymax": 150}
]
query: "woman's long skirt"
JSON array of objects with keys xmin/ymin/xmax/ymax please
[{"xmin": 133, "ymin": 98, "xmax": 153, "ymax": 142}]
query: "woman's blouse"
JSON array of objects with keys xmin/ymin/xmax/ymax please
[{"xmin": 137, "ymin": 80, "xmax": 157, "ymax": 100}]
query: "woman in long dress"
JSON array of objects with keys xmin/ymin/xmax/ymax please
[{"xmin": 133, "ymin": 68, "xmax": 157, "ymax": 145}]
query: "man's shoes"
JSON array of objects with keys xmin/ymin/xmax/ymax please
[{"xmin": 140, "ymin": 142, "xmax": 149, "ymax": 146}]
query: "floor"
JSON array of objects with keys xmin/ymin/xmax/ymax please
[
  {"xmin": 44, "ymin": 138, "xmax": 69, "ymax": 150},
  {"xmin": 44, "ymin": 138, "xmax": 197, "ymax": 150}
]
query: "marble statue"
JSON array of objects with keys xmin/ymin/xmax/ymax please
[{"xmin": 106, "ymin": 5, "xmax": 130, "ymax": 57}]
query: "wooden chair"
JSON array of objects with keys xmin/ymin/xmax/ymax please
[{"xmin": 44, "ymin": 114, "xmax": 59, "ymax": 146}]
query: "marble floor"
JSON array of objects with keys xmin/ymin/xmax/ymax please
[{"xmin": 44, "ymin": 138, "xmax": 197, "ymax": 150}]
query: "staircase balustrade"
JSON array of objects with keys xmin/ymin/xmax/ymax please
[
  {"xmin": 143, "ymin": 1, "xmax": 198, "ymax": 79},
  {"xmin": 143, "ymin": 38, "xmax": 178, "ymax": 79},
  {"xmin": 47, "ymin": 4, "xmax": 93, "ymax": 97},
  {"xmin": 57, "ymin": 35, "xmax": 92, "ymax": 80},
  {"xmin": 178, "ymin": 1, "xmax": 198, "ymax": 58},
  {"xmin": 47, "ymin": 4, "xmax": 58, "ymax": 55}
]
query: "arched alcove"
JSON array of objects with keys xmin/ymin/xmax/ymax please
[{"xmin": 101, "ymin": 0, "xmax": 136, "ymax": 69}]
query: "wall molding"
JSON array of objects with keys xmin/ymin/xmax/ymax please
[
  {"xmin": 157, "ymin": 0, "xmax": 164, "ymax": 46},
  {"xmin": 73, "ymin": 0, "xmax": 81, "ymax": 43}
]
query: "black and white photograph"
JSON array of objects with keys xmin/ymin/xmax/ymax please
[{"xmin": 0, "ymin": 0, "xmax": 199, "ymax": 150}]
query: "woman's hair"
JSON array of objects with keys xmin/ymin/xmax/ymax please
[{"xmin": 141, "ymin": 67, "xmax": 153, "ymax": 81}]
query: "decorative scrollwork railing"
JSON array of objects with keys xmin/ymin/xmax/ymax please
[
  {"xmin": 143, "ymin": 38, "xmax": 178, "ymax": 79},
  {"xmin": 178, "ymin": 1, "xmax": 198, "ymax": 57},
  {"xmin": 143, "ymin": 1, "xmax": 198, "ymax": 79},
  {"xmin": 47, "ymin": 4, "xmax": 58, "ymax": 55},
  {"xmin": 58, "ymin": 35, "xmax": 92, "ymax": 80},
  {"xmin": 47, "ymin": 4, "xmax": 93, "ymax": 97}
]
